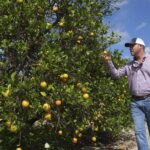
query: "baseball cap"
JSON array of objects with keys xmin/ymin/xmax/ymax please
[{"xmin": 125, "ymin": 38, "xmax": 145, "ymax": 47}]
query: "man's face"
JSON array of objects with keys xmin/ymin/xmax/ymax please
[{"xmin": 129, "ymin": 44, "xmax": 143, "ymax": 56}]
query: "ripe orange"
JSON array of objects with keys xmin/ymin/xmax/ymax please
[
  {"xmin": 83, "ymin": 93, "xmax": 89, "ymax": 99},
  {"xmin": 78, "ymin": 36, "xmax": 83, "ymax": 40},
  {"xmin": 16, "ymin": 147, "xmax": 22, "ymax": 150},
  {"xmin": 55, "ymin": 100, "xmax": 61, "ymax": 106},
  {"xmin": 2, "ymin": 89, "xmax": 9, "ymax": 97},
  {"xmin": 63, "ymin": 73, "xmax": 69, "ymax": 79},
  {"xmin": 21, "ymin": 100, "xmax": 29, "ymax": 108},
  {"xmin": 72, "ymin": 137, "xmax": 78, "ymax": 144},
  {"xmin": 58, "ymin": 130, "xmax": 63, "ymax": 136},
  {"xmin": 44, "ymin": 113, "xmax": 52, "ymax": 121},
  {"xmin": 91, "ymin": 136, "xmax": 97, "ymax": 142},
  {"xmin": 58, "ymin": 21, "xmax": 64, "ymax": 27},
  {"xmin": 40, "ymin": 81, "xmax": 47, "ymax": 88},
  {"xmin": 22, "ymin": 100, "xmax": 29, "ymax": 107},
  {"xmin": 103, "ymin": 50, "xmax": 108, "ymax": 55},
  {"xmin": 90, "ymin": 32, "xmax": 95, "ymax": 36},
  {"xmin": 76, "ymin": 40, "xmax": 81, "ymax": 44},
  {"xmin": 10, "ymin": 124, "xmax": 17, "ymax": 133},
  {"xmin": 43, "ymin": 103, "xmax": 51, "ymax": 111},
  {"xmin": 52, "ymin": 6, "xmax": 59, "ymax": 12},
  {"xmin": 60, "ymin": 73, "xmax": 69, "ymax": 81}
]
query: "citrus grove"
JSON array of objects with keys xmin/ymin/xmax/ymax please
[{"xmin": 0, "ymin": 0, "xmax": 132, "ymax": 149}]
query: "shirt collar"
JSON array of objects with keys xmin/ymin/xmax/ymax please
[{"xmin": 133, "ymin": 53, "xmax": 147, "ymax": 63}]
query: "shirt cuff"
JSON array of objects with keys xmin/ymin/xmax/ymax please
[{"xmin": 106, "ymin": 60, "xmax": 115, "ymax": 70}]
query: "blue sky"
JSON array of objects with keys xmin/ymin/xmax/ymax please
[{"xmin": 105, "ymin": 0, "xmax": 150, "ymax": 59}]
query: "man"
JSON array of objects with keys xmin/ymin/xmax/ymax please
[{"xmin": 102, "ymin": 37, "xmax": 150, "ymax": 150}]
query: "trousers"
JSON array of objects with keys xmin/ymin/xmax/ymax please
[{"xmin": 131, "ymin": 97, "xmax": 150, "ymax": 150}]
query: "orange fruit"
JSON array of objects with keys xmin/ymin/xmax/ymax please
[
  {"xmin": 22, "ymin": 100, "xmax": 29, "ymax": 108},
  {"xmin": 90, "ymin": 32, "xmax": 95, "ymax": 36},
  {"xmin": 43, "ymin": 103, "xmax": 51, "ymax": 111},
  {"xmin": 58, "ymin": 21, "xmax": 64, "ymax": 27},
  {"xmin": 78, "ymin": 36, "xmax": 83, "ymax": 40},
  {"xmin": 44, "ymin": 113, "xmax": 51, "ymax": 121},
  {"xmin": 83, "ymin": 93, "xmax": 89, "ymax": 99},
  {"xmin": 16, "ymin": 0, "xmax": 23, "ymax": 3},
  {"xmin": 10, "ymin": 124, "xmax": 17, "ymax": 133},
  {"xmin": 6, "ymin": 120, "xmax": 11, "ymax": 128},
  {"xmin": 78, "ymin": 133, "xmax": 82, "ymax": 138},
  {"xmin": 2, "ymin": 89, "xmax": 9, "ymax": 97},
  {"xmin": 91, "ymin": 136, "xmax": 97, "ymax": 142},
  {"xmin": 63, "ymin": 73, "xmax": 69, "ymax": 79},
  {"xmin": 103, "ymin": 50, "xmax": 108, "ymax": 55},
  {"xmin": 76, "ymin": 82, "xmax": 83, "ymax": 89},
  {"xmin": 58, "ymin": 130, "xmax": 63, "ymax": 136},
  {"xmin": 76, "ymin": 40, "xmax": 81, "ymax": 44},
  {"xmin": 52, "ymin": 6, "xmax": 59, "ymax": 12},
  {"xmin": 72, "ymin": 137, "xmax": 78, "ymax": 144},
  {"xmin": 60, "ymin": 73, "xmax": 69, "ymax": 81},
  {"xmin": 81, "ymin": 87, "xmax": 87, "ymax": 93},
  {"xmin": 16, "ymin": 147, "xmax": 22, "ymax": 150},
  {"xmin": 55, "ymin": 100, "xmax": 61, "ymax": 106},
  {"xmin": 40, "ymin": 81, "xmax": 47, "ymax": 88},
  {"xmin": 75, "ymin": 130, "xmax": 79, "ymax": 135}
]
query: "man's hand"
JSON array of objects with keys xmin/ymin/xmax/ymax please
[{"xmin": 100, "ymin": 50, "xmax": 112, "ymax": 62}]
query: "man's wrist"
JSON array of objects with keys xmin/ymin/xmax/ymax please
[{"xmin": 105, "ymin": 59, "xmax": 112, "ymax": 63}]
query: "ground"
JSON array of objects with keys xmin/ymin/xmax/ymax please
[{"xmin": 81, "ymin": 122, "xmax": 150, "ymax": 150}]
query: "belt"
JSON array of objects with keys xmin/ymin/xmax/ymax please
[{"xmin": 132, "ymin": 94, "xmax": 150, "ymax": 100}]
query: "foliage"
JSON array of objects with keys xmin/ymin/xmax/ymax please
[{"xmin": 0, "ymin": 0, "xmax": 132, "ymax": 149}]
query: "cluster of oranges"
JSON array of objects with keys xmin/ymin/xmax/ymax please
[
  {"xmin": 42, "ymin": 99, "xmax": 61, "ymax": 121},
  {"xmin": 59, "ymin": 73, "xmax": 69, "ymax": 82},
  {"xmin": 5, "ymin": 81, "xmax": 62, "ymax": 132},
  {"xmin": 5, "ymin": 120, "xmax": 18, "ymax": 133},
  {"xmin": 40, "ymin": 81, "xmax": 62, "ymax": 121},
  {"xmin": 76, "ymin": 82, "xmax": 90, "ymax": 100},
  {"xmin": 76, "ymin": 32, "xmax": 95, "ymax": 44},
  {"xmin": 3, "ymin": 76, "xmax": 94, "ymax": 149},
  {"xmin": 72, "ymin": 129, "xmax": 97, "ymax": 144}
]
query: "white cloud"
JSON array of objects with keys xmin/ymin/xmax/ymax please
[
  {"xmin": 115, "ymin": 29, "xmax": 130, "ymax": 41},
  {"xmin": 114, "ymin": 0, "xmax": 129, "ymax": 7},
  {"xmin": 108, "ymin": 24, "xmax": 132, "ymax": 59},
  {"xmin": 145, "ymin": 47, "xmax": 150, "ymax": 54},
  {"xmin": 136, "ymin": 22, "xmax": 147, "ymax": 31},
  {"xmin": 110, "ymin": 23, "xmax": 131, "ymax": 42}
]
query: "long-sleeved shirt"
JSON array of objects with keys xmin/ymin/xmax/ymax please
[{"xmin": 107, "ymin": 54, "xmax": 150, "ymax": 96}]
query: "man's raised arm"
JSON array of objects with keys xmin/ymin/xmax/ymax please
[{"xmin": 101, "ymin": 51, "xmax": 127, "ymax": 79}]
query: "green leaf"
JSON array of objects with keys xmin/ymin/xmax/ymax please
[
  {"xmin": 40, "ymin": 91, "xmax": 47, "ymax": 97},
  {"xmin": 11, "ymin": 72, "xmax": 16, "ymax": 82}
]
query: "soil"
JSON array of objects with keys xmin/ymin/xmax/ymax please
[{"xmin": 80, "ymin": 123, "xmax": 150, "ymax": 150}]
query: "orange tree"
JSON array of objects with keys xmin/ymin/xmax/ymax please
[{"xmin": 0, "ymin": 0, "xmax": 132, "ymax": 149}]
